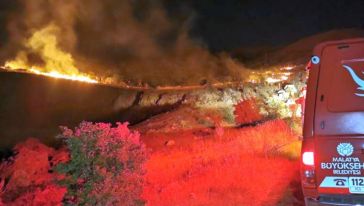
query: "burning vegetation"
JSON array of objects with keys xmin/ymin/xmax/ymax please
[
  {"xmin": 0, "ymin": 0, "xmax": 253, "ymax": 87},
  {"xmin": 0, "ymin": 0, "xmax": 308, "ymax": 88},
  {"xmin": 4, "ymin": 24, "xmax": 98, "ymax": 83}
]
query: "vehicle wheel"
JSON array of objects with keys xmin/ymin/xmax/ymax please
[{"xmin": 304, "ymin": 197, "xmax": 320, "ymax": 206}]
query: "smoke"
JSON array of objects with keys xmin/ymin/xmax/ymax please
[{"xmin": 3, "ymin": 0, "xmax": 248, "ymax": 86}]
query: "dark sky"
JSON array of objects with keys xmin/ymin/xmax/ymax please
[
  {"xmin": 172, "ymin": 0, "xmax": 364, "ymax": 51},
  {"xmin": 0, "ymin": 0, "xmax": 16, "ymax": 47},
  {"xmin": 1, "ymin": 0, "xmax": 364, "ymax": 52}
]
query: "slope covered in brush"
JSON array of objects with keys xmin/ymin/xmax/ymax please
[{"xmin": 234, "ymin": 29, "xmax": 364, "ymax": 69}]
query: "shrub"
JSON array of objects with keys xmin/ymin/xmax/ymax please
[
  {"xmin": 234, "ymin": 99, "xmax": 262, "ymax": 124},
  {"xmin": 8, "ymin": 184, "xmax": 67, "ymax": 206},
  {"xmin": 56, "ymin": 122, "xmax": 147, "ymax": 206},
  {"xmin": 0, "ymin": 138, "xmax": 67, "ymax": 205},
  {"xmin": 218, "ymin": 107, "xmax": 235, "ymax": 124}
]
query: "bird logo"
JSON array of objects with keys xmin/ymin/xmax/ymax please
[{"xmin": 343, "ymin": 65, "xmax": 364, "ymax": 97}]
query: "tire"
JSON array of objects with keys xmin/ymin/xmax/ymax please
[{"xmin": 304, "ymin": 197, "xmax": 320, "ymax": 206}]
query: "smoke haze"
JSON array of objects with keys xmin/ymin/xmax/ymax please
[{"xmin": 1, "ymin": 0, "xmax": 247, "ymax": 86}]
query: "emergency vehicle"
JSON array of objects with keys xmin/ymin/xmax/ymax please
[{"xmin": 301, "ymin": 38, "xmax": 364, "ymax": 205}]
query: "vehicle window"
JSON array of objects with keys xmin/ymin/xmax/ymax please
[{"xmin": 328, "ymin": 59, "xmax": 364, "ymax": 112}]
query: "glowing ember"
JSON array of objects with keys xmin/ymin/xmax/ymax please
[
  {"xmin": 265, "ymin": 75, "xmax": 288, "ymax": 83},
  {"xmin": 4, "ymin": 24, "xmax": 98, "ymax": 84},
  {"xmin": 280, "ymin": 75, "xmax": 289, "ymax": 81},
  {"xmin": 282, "ymin": 72, "xmax": 292, "ymax": 76},
  {"xmin": 282, "ymin": 66, "xmax": 294, "ymax": 70},
  {"xmin": 265, "ymin": 77, "xmax": 282, "ymax": 83}
]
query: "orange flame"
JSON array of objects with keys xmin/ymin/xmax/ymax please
[{"xmin": 4, "ymin": 24, "xmax": 98, "ymax": 83}]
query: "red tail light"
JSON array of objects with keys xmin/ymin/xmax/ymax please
[
  {"xmin": 301, "ymin": 138, "xmax": 316, "ymax": 188},
  {"xmin": 301, "ymin": 139, "xmax": 316, "ymax": 188},
  {"xmin": 301, "ymin": 151, "xmax": 316, "ymax": 188},
  {"xmin": 302, "ymin": 151, "xmax": 314, "ymax": 166}
]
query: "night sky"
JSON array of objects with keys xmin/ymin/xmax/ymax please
[
  {"xmin": 187, "ymin": 0, "xmax": 364, "ymax": 51},
  {"xmin": 1, "ymin": 0, "xmax": 364, "ymax": 52}
]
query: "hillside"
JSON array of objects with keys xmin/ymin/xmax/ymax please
[{"xmin": 235, "ymin": 29, "xmax": 364, "ymax": 69}]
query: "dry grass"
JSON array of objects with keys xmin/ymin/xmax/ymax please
[{"xmin": 141, "ymin": 120, "xmax": 303, "ymax": 206}]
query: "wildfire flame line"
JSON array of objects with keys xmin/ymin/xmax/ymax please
[
  {"xmin": 3, "ymin": 23, "xmax": 301, "ymax": 86},
  {"xmin": 4, "ymin": 24, "xmax": 98, "ymax": 84},
  {"xmin": 28, "ymin": 68, "xmax": 98, "ymax": 83}
]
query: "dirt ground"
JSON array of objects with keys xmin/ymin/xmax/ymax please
[{"xmin": 138, "ymin": 117, "xmax": 304, "ymax": 206}]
